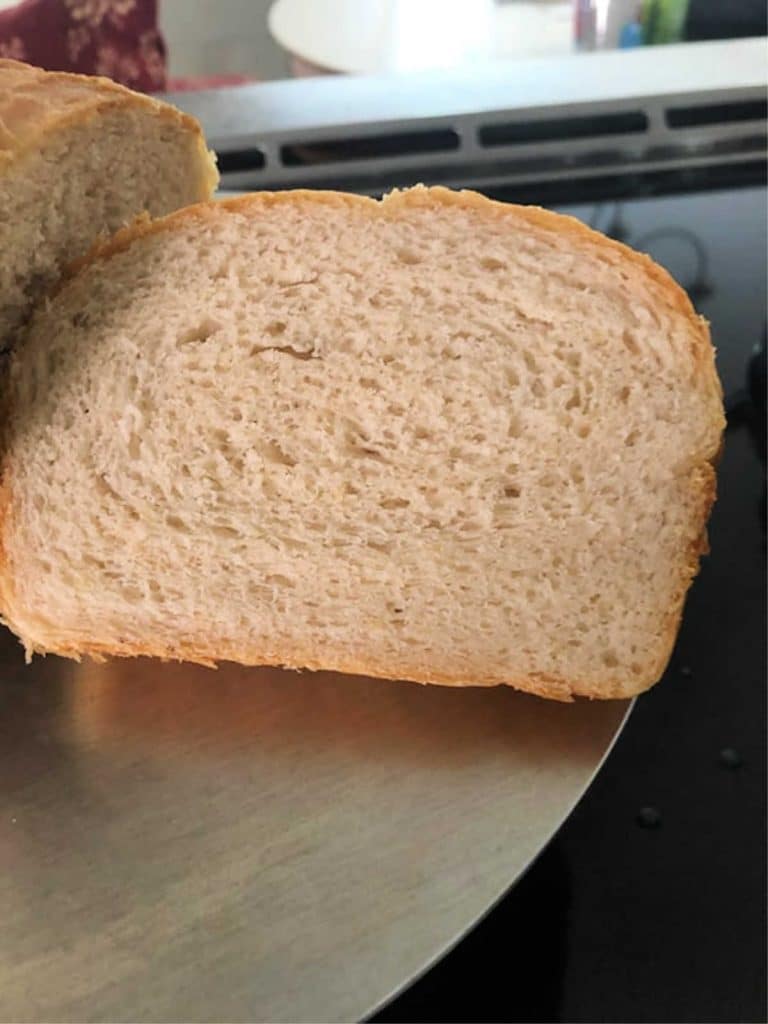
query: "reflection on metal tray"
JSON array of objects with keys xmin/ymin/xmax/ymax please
[{"xmin": 0, "ymin": 637, "xmax": 628, "ymax": 1022}]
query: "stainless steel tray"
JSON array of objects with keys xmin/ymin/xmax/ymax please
[{"xmin": 0, "ymin": 636, "xmax": 629, "ymax": 1022}]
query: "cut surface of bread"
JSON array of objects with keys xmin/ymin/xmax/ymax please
[
  {"xmin": 0, "ymin": 187, "xmax": 724, "ymax": 700},
  {"xmin": 0, "ymin": 59, "xmax": 218, "ymax": 353}
]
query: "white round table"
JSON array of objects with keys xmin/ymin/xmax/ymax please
[{"xmin": 268, "ymin": 0, "xmax": 574, "ymax": 76}]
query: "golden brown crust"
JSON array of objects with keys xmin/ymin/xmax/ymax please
[
  {"xmin": 0, "ymin": 58, "xmax": 217, "ymax": 190},
  {"xmin": 0, "ymin": 185, "xmax": 725, "ymax": 700}
]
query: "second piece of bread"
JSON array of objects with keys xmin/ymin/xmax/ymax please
[{"xmin": 0, "ymin": 59, "xmax": 218, "ymax": 353}]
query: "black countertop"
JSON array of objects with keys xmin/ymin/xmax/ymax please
[{"xmin": 374, "ymin": 185, "xmax": 767, "ymax": 1024}]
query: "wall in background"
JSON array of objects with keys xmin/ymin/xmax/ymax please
[{"xmin": 159, "ymin": 0, "xmax": 289, "ymax": 80}]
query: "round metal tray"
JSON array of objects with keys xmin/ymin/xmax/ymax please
[{"xmin": 0, "ymin": 637, "xmax": 629, "ymax": 1022}]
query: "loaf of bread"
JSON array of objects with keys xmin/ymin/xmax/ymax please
[
  {"xmin": 0, "ymin": 186, "xmax": 724, "ymax": 700},
  {"xmin": 0, "ymin": 59, "xmax": 218, "ymax": 353}
]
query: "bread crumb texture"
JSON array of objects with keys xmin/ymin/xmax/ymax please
[{"xmin": 0, "ymin": 186, "xmax": 724, "ymax": 700}]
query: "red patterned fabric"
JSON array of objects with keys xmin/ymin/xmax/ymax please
[
  {"xmin": 0, "ymin": 0, "xmax": 167, "ymax": 92},
  {"xmin": 166, "ymin": 73, "xmax": 256, "ymax": 92}
]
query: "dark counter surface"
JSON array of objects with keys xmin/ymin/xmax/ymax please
[{"xmin": 376, "ymin": 185, "xmax": 767, "ymax": 1024}]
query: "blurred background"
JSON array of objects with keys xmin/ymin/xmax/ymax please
[{"xmin": 0, "ymin": 0, "xmax": 765, "ymax": 91}]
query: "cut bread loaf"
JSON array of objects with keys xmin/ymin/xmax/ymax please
[
  {"xmin": 0, "ymin": 59, "xmax": 218, "ymax": 353},
  {"xmin": 0, "ymin": 186, "xmax": 724, "ymax": 700}
]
